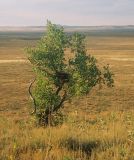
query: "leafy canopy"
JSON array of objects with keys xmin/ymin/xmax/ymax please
[{"xmin": 27, "ymin": 21, "xmax": 114, "ymax": 125}]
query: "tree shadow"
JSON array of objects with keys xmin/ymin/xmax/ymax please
[{"xmin": 63, "ymin": 138, "xmax": 100, "ymax": 156}]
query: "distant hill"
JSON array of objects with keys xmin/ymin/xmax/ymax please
[
  {"xmin": 0, "ymin": 25, "xmax": 134, "ymax": 32},
  {"xmin": 0, "ymin": 25, "xmax": 134, "ymax": 37}
]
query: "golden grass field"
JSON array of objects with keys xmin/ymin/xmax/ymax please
[{"xmin": 0, "ymin": 31, "xmax": 134, "ymax": 160}]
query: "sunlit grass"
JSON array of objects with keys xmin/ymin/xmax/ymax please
[
  {"xmin": 0, "ymin": 111, "xmax": 134, "ymax": 159},
  {"xmin": 0, "ymin": 32, "xmax": 134, "ymax": 159}
]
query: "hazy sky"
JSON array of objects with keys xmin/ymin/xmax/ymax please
[{"xmin": 0, "ymin": 0, "xmax": 134, "ymax": 26}]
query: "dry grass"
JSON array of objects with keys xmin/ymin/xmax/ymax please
[
  {"xmin": 0, "ymin": 111, "xmax": 134, "ymax": 159},
  {"xmin": 0, "ymin": 33, "xmax": 134, "ymax": 159}
]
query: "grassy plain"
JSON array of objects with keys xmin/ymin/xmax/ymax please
[{"xmin": 0, "ymin": 29, "xmax": 134, "ymax": 159}]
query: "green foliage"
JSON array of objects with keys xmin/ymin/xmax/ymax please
[
  {"xmin": 27, "ymin": 21, "xmax": 114, "ymax": 126},
  {"xmin": 63, "ymin": 157, "xmax": 72, "ymax": 160}
]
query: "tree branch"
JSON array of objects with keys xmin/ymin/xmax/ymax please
[
  {"xmin": 28, "ymin": 77, "xmax": 37, "ymax": 114},
  {"xmin": 53, "ymin": 91, "xmax": 67, "ymax": 113}
]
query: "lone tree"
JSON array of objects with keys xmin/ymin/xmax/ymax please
[{"xmin": 27, "ymin": 21, "xmax": 114, "ymax": 126}]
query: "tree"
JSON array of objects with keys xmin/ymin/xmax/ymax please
[{"xmin": 27, "ymin": 21, "xmax": 114, "ymax": 126}]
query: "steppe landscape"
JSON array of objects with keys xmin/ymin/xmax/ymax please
[{"xmin": 0, "ymin": 27, "xmax": 134, "ymax": 159}]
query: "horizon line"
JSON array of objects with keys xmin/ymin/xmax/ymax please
[{"xmin": 0, "ymin": 24, "xmax": 134, "ymax": 27}]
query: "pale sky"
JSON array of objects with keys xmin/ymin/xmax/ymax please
[{"xmin": 0, "ymin": 0, "xmax": 134, "ymax": 26}]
